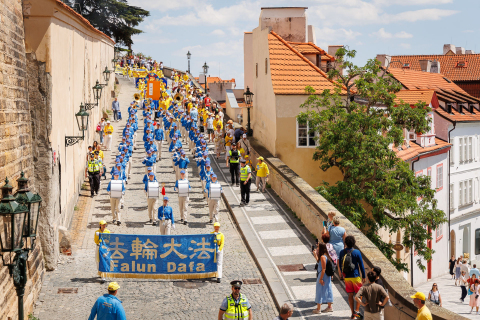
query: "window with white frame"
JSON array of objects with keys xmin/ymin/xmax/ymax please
[
  {"xmin": 450, "ymin": 183, "xmax": 454, "ymax": 210},
  {"xmin": 436, "ymin": 224, "xmax": 443, "ymax": 240},
  {"xmin": 459, "ymin": 179, "xmax": 473, "ymax": 207},
  {"xmin": 436, "ymin": 165, "xmax": 443, "ymax": 189},
  {"xmin": 297, "ymin": 121, "xmax": 316, "ymax": 147},
  {"xmin": 459, "ymin": 138, "xmax": 464, "ymax": 163},
  {"xmin": 469, "ymin": 137, "xmax": 473, "ymax": 161},
  {"xmin": 407, "ymin": 129, "xmax": 416, "ymax": 141},
  {"xmin": 458, "ymin": 137, "xmax": 474, "ymax": 163}
]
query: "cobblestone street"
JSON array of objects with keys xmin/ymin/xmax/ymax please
[{"xmin": 33, "ymin": 77, "xmax": 277, "ymax": 319}]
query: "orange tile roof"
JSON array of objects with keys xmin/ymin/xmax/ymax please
[
  {"xmin": 194, "ymin": 76, "xmax": 236, "ymax": 89},
  {"xmin": 435, "ymin": 106, "xmax": 480, "ymax": 123},
  {"xmin": 387, "ymin": 67, "xmax": 468, "ymax": 94},
  {"xmin": 389, "ymin": 54, "xmax": 480, "ymax": 82},
  {"xmin": 268, "ymin": 31, "xmax": 346, "ymax": 95},
  {"xmin": 287, "ymin": 42, "xmax": 335, "ymax": 61},
  {"xmin": 393, "ymin": 138, "xmax": 451, "ymax": 162},
  {"xmin": 54, "ymin": 0, "xmax": 115, "ymax": 43},
  {"xmin": 394, "ymin": 89, "xmax": 437, "ymax": 107}
]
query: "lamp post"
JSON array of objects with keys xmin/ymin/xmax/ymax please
[
  {"xmin": 99, "ymin": 67, "xmax": 111, "ymax": 88},
  {"xmin": 65, "ymin": 103, "xmax": 90, "ymax": 147},
  {"xmin": 202, "ymin": 62, "xmax": 209, "ymax": 93},
  {"xmin": 187, "ymin": 51, "xmax": 191, "ymax": 74},
  {"xmin": 0, "ymin": 173, "xmax": 42, "ymax": 320},
  {"xmin": 84, "ymin": 80, "xmax": 104, "ymax": 110},
  {"xmin": 243, "ymin": 86, "xmax": 254, "ymax": 136}
]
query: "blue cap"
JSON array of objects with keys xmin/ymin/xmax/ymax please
[
  {"xmin": 212, "ymin": 174, "xmax": 217, "ymax": 178},
  {"xmin": 206, "ymin": 163, "xmax": 211, "ymax": 167},
  {"xmin": 116, "ymin": 163, "xmax": 121, "ymax": 167},
  {"xmin": 210, "ymin": 171, "xmax": 215, "ymax": 175},
  {"xmin": 172, "ymin": 123, "xmax": 177, "ymax": 127},
  {"xmin": 180, "ymin": 150, "xmax": 186, "ymax": 155},
  {"xmin": 164, "ymin": 196, "xmax": 169, "ymax": 201},
  {"xmin": 147, "ymin": 167, "xmax": 153, "ymax": 171},
  {"xmin": 180, "ymin": 170, "xmax": 185, "ymax": 174},
  {"xmin": 148, "ymin": 149, "xmax": 154, "ymax": 153},
  {"xmin": 113, "ymin": 170, "xmax": 120, "ymax": 175},
  {"xmin": 203, "ymin": 152, "xmax": 208, "ymax": 156},
  {"xmin": 148, "ymin": 172, "xmax": 154, "ymax": 176}
]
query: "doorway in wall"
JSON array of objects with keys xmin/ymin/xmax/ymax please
[
  {"xmin": 463, "ymin": 227, "xmax": 469, "ymax": 258},
  {"xmin": 450, "ymin": 230, "xmax": 456, "ymax": 258}
]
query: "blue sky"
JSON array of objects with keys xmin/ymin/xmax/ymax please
[{"xmin": 129, "ymin": 0, "xmax": 479, "ymax": 88}]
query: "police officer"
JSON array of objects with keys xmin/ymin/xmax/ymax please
[
  {"xmin": 218, "ymin": 280, "xmax": 252, "ymax": 320},
  {"xmin": 158, "ymin": 197, "xmax": 175, "ymax": 235},
  {"xmin": 227, "ymin": 143, "xmax": 240, "ymax": 186},
  {"xmin": 88, "ymin": 282, "xmax": 126, "ymax": 320},
  {"xmin": 85, "ymin": 152, "xmax": 101, "ymax": 197},
  {"xmin": 94, "ymin": 220, "xmax": 110, "ymax": 283},
  {"xmin": 212, "ymin": 222, "xmax": 224, "ymax": 283},
  {"xmin": 106, "ymin": 171, "xmax": 125, "ymax": 226},
  {"xmin": 239, "ymin": 159, "xmax": 252, "ymax": 206},
  {"xmin": 174, "ymin": 170, "xmax": 191, "ymax": 225}
]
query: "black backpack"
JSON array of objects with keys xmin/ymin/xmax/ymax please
[
  {"xmin": 325, "ymin": 258, "xmax": 336, "ymax": 276},
  {"xmin": 342, "ymin": 249, "xmax": 356, "ymax": 274}
]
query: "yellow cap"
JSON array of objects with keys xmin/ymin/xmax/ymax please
[
  {"xmin": 214, "ymin": 222, "xmax": 220, "ymax": 227},
  {"xmin": 245, "ymin": 155, "xmax": 249, "ymax": 158},
  {"xmin": 410, "ymin": 292, "xmax": 426, "ymax": 301},
  {"xmin": 99, "ymin": 220, "xmax": 107, "ymax": 225},
  {"xmin": 257, "ymin": 156, "xmax": 264, "ymax": 160},
  {"xmin": 108, "ymin": 282, "xmax": 120, "ymax": 291}
]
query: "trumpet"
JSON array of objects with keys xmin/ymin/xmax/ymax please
[{"xmin": 174, "ymin": 92, "xmax": 184, "ymax": 102}]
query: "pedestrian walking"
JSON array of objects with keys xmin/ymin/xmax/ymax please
[
  {"xmin": 88, "ymin": 282, "xmax": 126, "ymax": 320},
  {"xmin": 85, "ymin": 152, "xmax": 101, "ymax": 197},
  {"xmin": 158, "ymin": 197, "xmax": 175, "ymax": 235},
  {"xmin": 470, "ymin": 264, "xmax": 480, "ymax": 278},
  {"xmin": 174, "ymin": 170, "xmax": 191, "ymax": 225},
  {"xmin": 355, "ymin": 271, "xmax": 389, "ymax": 320},
  {"xmin": 227, "ymin": 143, "xmax": 240, "ymax": 186},
  {"xmin": 322, "ymin": 233, "xmax": 338, "ymax": 272},
  {"xmin": 107, "ymin": 171, "xmax": 124, "ymax": 226},
  {"xmin": 104, "ymin": 120, "xmax": 114, "ymax": 150},
  {"xmin": 255, "ymin": 156, "xmax": 269, "ymax": 192},
  {"xmin": 460, "ymin": 271, "xmax": 468, "ymax": 303},
  {"xmin": 455, "ymin": 257, "xmax": 462, "ymax": 285},
  {"xmin": 312, "ymin": 243, "xmax": 334, "ymax": 314},
  {"xmin": 427, "ymin": 283, "xmax": 442, "ymax": 307},
  {"xmin": 112, "ymin": 97, "xmax": 120, "ymax": 122},
  {"xmin": 449, "ymin": 255, "xmax": 456, "ymax": 279},
  {"xmin": 469, "ymin": 276, "xmax": 480, "ymax": 314},
  {"xmin": 218, "ymin": 280, "xmax": 252, "ymax": 320},
  {"xmin": 325, "ymin": 216, "xmax": 346, "ymax": 277},
  {"xmin": 411, "ymin": 292, "xmax": 432, "ymax": 320},
  {"xmin": 205, "ymin": 174, "xmax": 223, "ymax": 223},
  {"xmin": 214, "ymin": 125, "xmax": 224, "ymax": 159},
  {"xmin": 97, "ymin": 118, "xmax": 106, "ymax": 146},
  {"xmin": 212, "ymin": 222, "xmax": 224, "ymax": 283},
  {"xmin": 94, "ymin": 220, "xmax": 110, "ymax": 283},
  {"xmin": 239, "ymin": 159, "xmax": 252, "ymax": 206},
  {"xmin": 339, "ymin": 235, "xmax": 366, "ymax": 319},
  {"xmin": 273, "ymin": 303, "xmax": 293, "ymax": 320}
]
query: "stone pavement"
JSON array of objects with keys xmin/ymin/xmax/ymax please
[
  {"xmin": 415, "ymin": 274, "xmax": 477, "ymax": 319},
  {"xmin": 209, "ymin": 154, "xmax": 352, "ymax": 318},
  {"xmin": 33, "ymin": 77, "xmax": 277, "ymax": 319}
]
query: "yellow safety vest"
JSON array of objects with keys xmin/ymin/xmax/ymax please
[
  {"xmin": 224, "ymin": 294, "xmax": 249, "ymax": 319},
  {"xmin": 229, "ymin": 150, "xmax": 239, "ymax": 163},
  {"xmin": 240, "ymin": 166, "xmax": 250, "ymax": 181},
  {"xmin": 88, "ymin": 160, "xmax": 100, "ymax": 173}
]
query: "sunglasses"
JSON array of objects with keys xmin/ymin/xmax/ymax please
[
  {"xmin": 233, "ymin": 287, "xmax": 241, "ymax": 290},
  {"xmin": 433, "ymin": 284, "xmax": 437, "ymax": 286}
]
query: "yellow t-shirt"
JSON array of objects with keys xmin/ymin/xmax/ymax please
[
  {"xmin": 416, "ymin": 306, "xmax": 432, "ymax": 320},
  {"xmin": 96, "ymin": 150, "xmax": 104, "ymax": 161},
  {"xmin": 104, "ymin": 125, "xmax": 113, "ymax": 135},
  {"xmin": 256, "ymin": 162, "xmax": 269, "ymax": 177},
  {"xmin": 225, "ymin": 135, "xmax": 233, "ymax": 147},
  {"xmin": 213, "ymin": 119, "xmax": 223, "ymax": 130},
  {"xmin": 94, "ymin": 228, "xmax": 111, "ymax": 245},
  {"xmin": 211, "ymin": 231, "xmax": 225, "ymax": 251}
]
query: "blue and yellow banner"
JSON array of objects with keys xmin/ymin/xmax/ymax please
[{"xmin": 98, "ymin": 233, "xmax": 218, "ymax": 279}]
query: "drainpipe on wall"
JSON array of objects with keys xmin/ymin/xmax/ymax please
[
  {"xmin": 411, "ymin": 156, "xmax": 420, "ymax": 287},
  {"xmin": 448, "ymin": 122, "xmax": 456, "ymax": 248}
]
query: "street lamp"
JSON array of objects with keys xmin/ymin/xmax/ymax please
[
  {"xmin": 103, "ymin": 66, "xmax": 112, "ymax": 83},
  {"xmin": 93, "ymin": 80, "xmax": 103, "ymax": 101},
  {"xmin": 14, "ymin": 172, "xmax": 42, "ymax": 241},
  {"xmin": 243, "ymin": 86, "xmax": 254, "ymax": 136},
  {"xmin": 202, "ymin": 62, "xmax": 209, "ymax": 93},
  {"xmin": 85, "ymin": 80, "xmax": 104, "ymax": 110},
  {"xmin": 187, "ymin": 51, "xmax": 191, "ymax": 74},
  {"xmin": 65, "ymin": 103, "xmax": 90, "ymax": 147},
  {"xmin": 0, "ymin": 177, "xmax": 31, "ymax": 320}
]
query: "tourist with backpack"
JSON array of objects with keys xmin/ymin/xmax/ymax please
[
  {"xmin": 312, "ymin": 243, "xmax": 334, "ymax": 314},
  {"xmin": 339, "ymin": 235, "xmax": 366, "ymax": 319},
  {"xmin": 355, "ymin": 271, "xmax": 389, "ymax": 320}
]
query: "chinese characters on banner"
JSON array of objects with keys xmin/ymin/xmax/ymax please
[{"xmin": 98, "ymin": 234, "xmax": 218, "ymax": 279}]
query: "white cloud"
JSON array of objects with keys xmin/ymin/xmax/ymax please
[
  {"xmin": 370, "ymin": 28, "xmax": 413, "ymax": 39},
  {"xmin": 463, "ymin": 30, "xmax": 474, "ymax": 33},
  {"xmin": 400, "ymin": 43, "xmax": 411, "ymax": 49},
  {"xmin": 176, "ymin": 40, "xmax": 243, "ymax": 58},
  {"xmin": 211, "ymin": 29, "xmax": 226, "ymax": 36},
  {"xmin": 389, "ymin": 8, "xmax": 458, "ymax": 23},
  {"xmin": 127, "ymin": 0, "xmax": 200, "ymax": 12},
  {"xmin": 316, "ymin": 27, "xmax": 362, "ymax": 42},
  {"xmin": 373, "ymin": 0, "xmax": 453, "ymax": 5}
]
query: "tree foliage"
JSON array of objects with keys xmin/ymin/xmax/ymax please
[
  {"xmin": 62, "ymin": 0, "xmax": 149, "ymax": 49},
  {"xmin": 297, "ymin": 48, "xmax": 447, "ymax": 271}
]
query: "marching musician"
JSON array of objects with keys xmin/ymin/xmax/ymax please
[{"xmin": 174, "ymin": 170, "xmax": 192, "ymax": 225}]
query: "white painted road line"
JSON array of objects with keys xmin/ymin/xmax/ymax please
[
  {"xmin": 251, "ymin": 215, "xmax": 286, "ymax": 225},
  {"xmin": 268, "ymin": 245, "xmax": 312, "ymax": 256},
  {"xmin": 259, "ymin": 229, "xmax": 299, "ymax": 239}
]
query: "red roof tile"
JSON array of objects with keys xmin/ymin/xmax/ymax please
[
  {"xmin": 389, "ymin": 54, "xmax": 480, "ymax": 82},
  {"xmin": 194, "ymin": 76, "xmax": 236, "ymax": 89},
  {"xmin": 268, "ymin": 32, "xmax": 345, "ymax": 95},
  {"xmin": 393, "ymin": 138, "xmax": 451, "ymax": 162},
  {"xmin": 394, "ymin": 89, "xmax": 437, "ymax": 107},
  {"xmin": 287, "ymin": 42, "xmax": 334, "ymax": 61}
]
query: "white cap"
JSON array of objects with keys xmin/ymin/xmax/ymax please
[{"xmin": 107, "ymin": 120, "xmax": 111, "ymax": 123}]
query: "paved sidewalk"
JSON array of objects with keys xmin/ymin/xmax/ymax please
[
  {"xmin": 33, "ymin": 77, "xmax": 277, "ymax": 319},
  {"xmin": 415, "ymin": 274, "xmax": 477, "ymax": 319},
  {"xmin": 209, "ymin": 155, "xmax": 351, "ymax": 319}
]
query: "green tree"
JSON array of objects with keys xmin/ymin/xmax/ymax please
[
  {"xmin": 298, "ymin": 48, "xmax": 446, "ymax": 271},
  {"xmin": 62, "ymin": 0, "xmax": 149, "ymax": 49}
]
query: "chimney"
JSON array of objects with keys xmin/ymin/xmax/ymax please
[
  {"xmin": 259, "ymin": 7, "xmax": 308, "ymax": 42},
  {"xmin": 376, "ymin": 54, "xmax": 391, "ymax": 67},
  {"xmin": 456, "ymin": 47, "xmax": 465, "ymax": 55},
  {"xmin": 466, "ymin": 50, "xmax": 475, "ymax": 54},
  {"xmin": 307, "ymin": 25, "xmax": 316, "ymax": 44},
  {"xmin": 430, "ymin": 60, "xmax": 440, "ymax": 74},
  {"xmin": 419, "ymin": 60, "xmax": 432, "ymax": 72},
  {"xmin": 443, "ymin": 44, "xmax": 455, "ymax": 55},
  {"xmin": 328, "ymin": 45, "xmax": 343, "ymax": 58}
]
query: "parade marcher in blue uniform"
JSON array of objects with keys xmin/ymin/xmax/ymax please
[
  {"xmin": 175, "ymin": 150, "xmax": 190, "ymax": 180},
  {"xmin": 158, "ymin": 197, "xmax": 175, "ymax": 235},
  {"xmin": 142, "ymin": 149, "xmax": 156, "ymax": 173},
  {"xmin": 154, "ymin": 123, "xmax": 164, "ymax": 159}
]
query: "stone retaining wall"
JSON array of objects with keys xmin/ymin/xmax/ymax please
[{"xmin": 248, "ymin": 138, "xmax": 468, "ymax": 320}]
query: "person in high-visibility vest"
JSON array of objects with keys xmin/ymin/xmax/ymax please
[
  {"xmin": 94, "ymin": 220, "xmax": 111, "ymax": 283},
  {"xmin": 239, "ymin": 159, "xmax": 252, "ymax": 206},
  {"xmin": 85, "ymin": 152, "xmax": 101, "ymax": 197},
  {"xmin": 218, "ymin": 280, "xmax": 252, "ymax": 320},
  {"xmin": 104, "ymin": 120, "xmax": 114, "ymax": 151},
  {"xmin": 226, "ymin": 143, "xmax": 240, "ymax": 186},
  {"xmin": 211, "ymin": 222, "xmax": 224, "ymax": 283}
]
